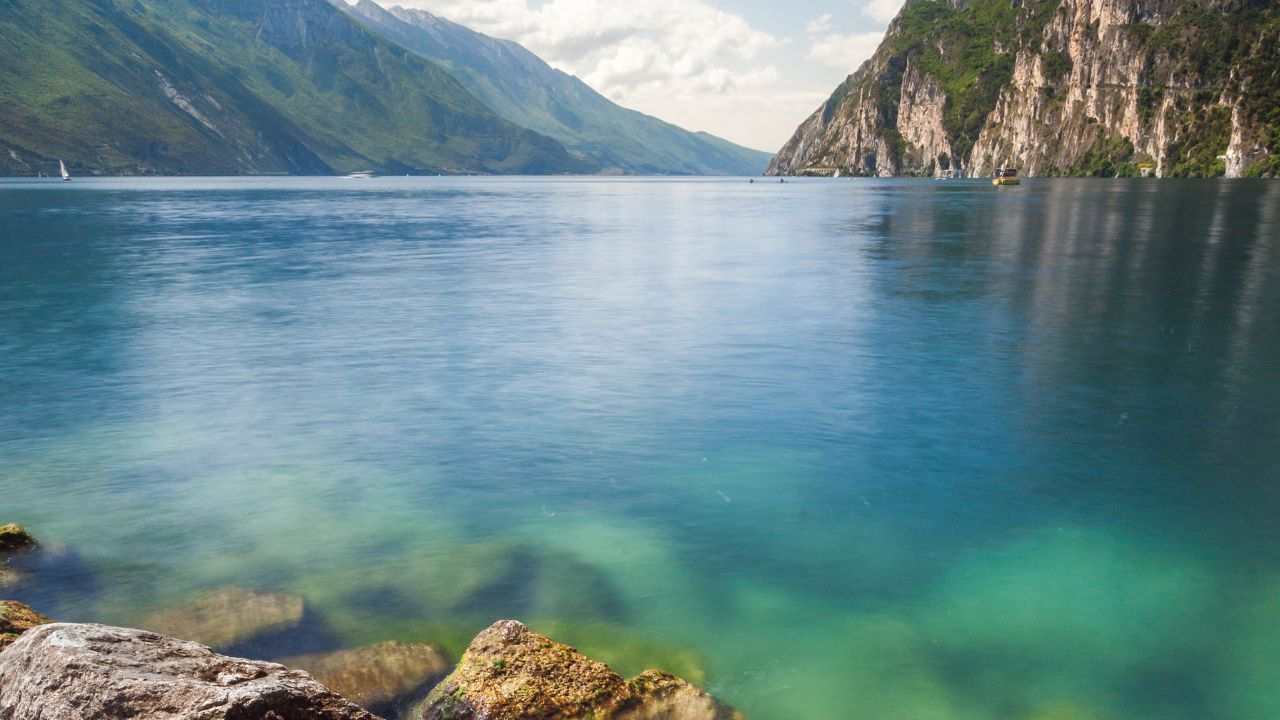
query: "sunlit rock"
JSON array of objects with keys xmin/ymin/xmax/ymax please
[
  {"xmin": 278, "ymin": 641, "xmax": 449, "ymax": 717},
  {"xmin": 0, "ymin": 523, "xmax": 36, "ymax": 553},
  {"xmin": 422, "ymin": 620, "xmax": 740, "ymax": 720},
  {"xmin": 525, "ymin": 620, "xmax": 710, "ymax": 688},
  {"xmin": 0, "ymin": 623, "xmax": 379, "ymax": 719},
  {"xmin": 141, "ymin": 586, "xmax": 305, "ymax": 649},
  {"xmin": 0, "ymin": 600, "xmax": 52, "ymax": 650}
]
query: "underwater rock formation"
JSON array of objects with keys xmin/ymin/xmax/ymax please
[
  {"xmin": 0, "ymin": 600, "xmax": 51, "ymax": 651},
  {"xmin": 140, "ymin": 586, "xmax": 305, "ymax": 650},
  {"xmin": 422, "ymin": 620, "xmax": 740, "ymax": 720},
  {"xmin": 0, "ymin": 623, "xmax": 380, "ymax": 719},
  {"xmin": 278, "ymin": 641, "xmax": 450, "ymax": 717}
]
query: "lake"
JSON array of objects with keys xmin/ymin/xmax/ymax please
[{"xmin": 2, "ymin": 177, "xmax": 1278, "ymax": 719}]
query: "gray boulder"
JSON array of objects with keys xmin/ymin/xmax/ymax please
[{"xmin": 0, "ymin": 623, "xmax": 381, "ymax": 719}]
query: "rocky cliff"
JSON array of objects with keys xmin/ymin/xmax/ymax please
[{"xmin": 768, "ymin": 0, "xmax": 1280, "ymax": 178}]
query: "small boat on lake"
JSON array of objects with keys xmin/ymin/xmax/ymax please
[
  {"xmin": 60, "ymin": 160, "xmax": 71, "ymax": 182},
  {"xmin": 344, "ymin": 170, "xmax": 375, "ymax": 180},
  {"xmin": 993, "ymin": 167, "xmax": 1020, "ymax": 186}
]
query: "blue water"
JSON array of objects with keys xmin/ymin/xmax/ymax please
[{"xmin": 2, "ymin": 177, "xmax": 1279, "ymax": 719}]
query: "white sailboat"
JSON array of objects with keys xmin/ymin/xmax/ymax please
[{"xmin": 59, "ymin": 160, "xmax": 71, "ymax": 182}]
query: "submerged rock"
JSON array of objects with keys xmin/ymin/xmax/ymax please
[
  {"xmin": 422, "ymin": 620, "xmax": 740, "ymax": 720},
  {"xmin": 0, "ymin": 600, "xmax": 52, "ymax": 651},
  {"xmin": 141, "ymin": 586, "xmax": 305, "ymax": 649},
  {"xmin": 0, "ymin": 623, "xmax": 381, "ymax": 719},
  {"xmin": 279, "ymin": 641, "xmax": 449, "ymax": 717},
  {"xmin": 0, "ymin": 565, "xmax": 23, "ymax": 590},
  {"xmin": 0, "ymin": 524, "xmax": 36, "ymax": 553},
  {"xmin": 619, "ymin": 670, "xmax": 741, "ymax": 720}
]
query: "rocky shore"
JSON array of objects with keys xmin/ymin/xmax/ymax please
[{"xmin": 0, "ymin": 525, "xmax": 740, "ymax": 720}]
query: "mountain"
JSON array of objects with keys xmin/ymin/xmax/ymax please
[
  {"xmin": 338, "ymin": 0, "xmax": 773, "ymax": 176},
  {"xmin": 0, "ymin": 0, "xmax": 590, "ymax": 176},
  {"xmin": 768, "ymin": 0, "xmax": 1279, "ymax": 178}
]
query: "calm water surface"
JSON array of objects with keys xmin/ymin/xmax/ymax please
[{"xmin": 2, "ymin": 177, "xmax": 1279, "ymax": 719}]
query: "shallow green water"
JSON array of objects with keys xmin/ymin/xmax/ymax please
[{"xmin": 2, "ymin": 177, "xmax": 1279, "ymax": 718}]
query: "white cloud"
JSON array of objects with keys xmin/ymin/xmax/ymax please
[
  {"xmin": 806, "ymin": 31, "xmax": 884, "ymax": 71},
  {"xmin": 862, "ymin": 0, "xmax": 905, "ymax": 24},
  {"xmin": 374, "ymin": 0, "xmax": 877, "ymax": 150},
  {"xmin": 387, "ymin": 0, "xmax": 781, "ymax": 106},
  {"xmin": 803, "ymin": 11, "xmax": 885, "ymax": 73},
  {"xmin": 806, "ymin": 13, "xmax": 834, "ymax": 35}
]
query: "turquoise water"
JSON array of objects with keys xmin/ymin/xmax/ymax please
[{"xmin": 2, "ymin": 177, "xmax": 1279, "ymax": 719}]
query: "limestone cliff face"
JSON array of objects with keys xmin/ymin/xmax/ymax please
[{"xmin": 768, "ymin": 0, "xmax": 1279, "ymax": 178}]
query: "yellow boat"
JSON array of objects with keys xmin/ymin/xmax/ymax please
[{"xmin": 993, "ymin": 167, "xmax": 1020, "ymax": 186}]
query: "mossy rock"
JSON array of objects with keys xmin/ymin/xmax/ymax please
[
  {"xmin": 422, "ymin": 620, "xmax": 738, "ymax": 720},
  {"xmin": 0, "ymin": 524, "xmax": 36, "ymax": 553},
  {"xmin": 0, "ymin": 600, "xmax": 52, "ymax": 650},
  {"xmin": 526, "ymin": 620, "xmax": 710, "ymax": 687}
]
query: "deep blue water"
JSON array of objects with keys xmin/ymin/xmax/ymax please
[{"xmin": 2, "ymin": 177, "xmax": 1279, "ymax": 719}]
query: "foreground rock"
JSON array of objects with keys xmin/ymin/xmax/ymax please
[
  {"xmin": 141, "ymin": 586, "xmax": 305, "ymax": 649},
  {"xmin": 0, "ymin": 524, "xmax": 36, "ymax": 553},
  {"xmin": 422, "ymin": 620, "xmax": 740, "ymax": 720},
  {"xmin": 0, "ymin": 600, "xmax": 52, "ymax": 651},
  {"xmin": 0, "ymin": 623, "xmax": 380, "ymax": 719},
  {"xmin": 279, "ymin": 641, "xmax": 449, "ymax": 717}
]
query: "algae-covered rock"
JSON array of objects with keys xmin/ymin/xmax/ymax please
[
  {"xmin": 141, "ymin": 586, "xmax": 305, "ymax": 649},
  {"xmin": 280, "ymin": 641, "xmax": 449, "ymax": 717},
  {"xmin": 0, "ymin": 524, "xmax": 36, "ymax": 553},
  {"xmin": 0, "ymin": 623, "xmax": 380, "ymax": 719},
  {"xmin": 0, "ymin": 600, "xmax": 52, "ymax": 651},
  {"xmin": 422, "ymin": 620, "xmax": 739, "ymax": 720},
  {"xmin": 527, "ymin": 620, "xmax": 710, "ymax": 687},
  {"xmin": 620, "ymin": 670, "xmax": 743, "ymax": 720}
]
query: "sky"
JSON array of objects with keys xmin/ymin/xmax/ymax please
[{"xmin": 372, "ymin": 0, "xmax": 905, "ymax": 152}]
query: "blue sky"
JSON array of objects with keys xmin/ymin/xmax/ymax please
[{"xmin": 376, "ymin": 0, "xmax": 904, "ymax": 151}]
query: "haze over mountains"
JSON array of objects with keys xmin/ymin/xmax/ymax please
[
  {"xmin": 0, "ymin": 0, "xmax": 770, "ymax": 176},
  {"xmin": 339, "ymin": 1, "xmax": 772, "ymax": 176}
]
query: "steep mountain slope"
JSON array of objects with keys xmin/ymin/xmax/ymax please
[
  {"xmin": 768, "ymin": 0, "xmax": 1279, "ymax": 178},
  {"xmin": 338, "ymin": 0, "xmax": 773, "ymax": 176},
  {"xmin": 0, "ymin": 0, "xmax": 588, "ymax": 176}
]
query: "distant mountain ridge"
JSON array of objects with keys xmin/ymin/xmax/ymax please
[
  {"xmin": 338, "ymin": 0, "xmax": 773, "ymax": 176},
  {"xmin": 0, "ymin": 0, "xmax": 590, "ymax": 176}
]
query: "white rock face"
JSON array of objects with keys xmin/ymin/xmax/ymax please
[
  {"xmin": 769, "ymin": 0, "xmax": 1274, "ymax": 178},
  {"xmin": 897, "ymin": 60, "xmax": 955, "ymax": 177},
  {"xmin": 0, "ymin": 623, "xmax": 381, "ymax": 720}
]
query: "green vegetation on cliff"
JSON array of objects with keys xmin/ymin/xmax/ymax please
[
  {"xmin": 0, "ymin": 0, "xmax": 587, "ymax": 176},
  {"xmin": 886, "ymin": 0, "xmax": 1061, "ymax": 162},
  {"xmin": 772, "ymin": 0, "xmax": 1278, "ymax": 178}
]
